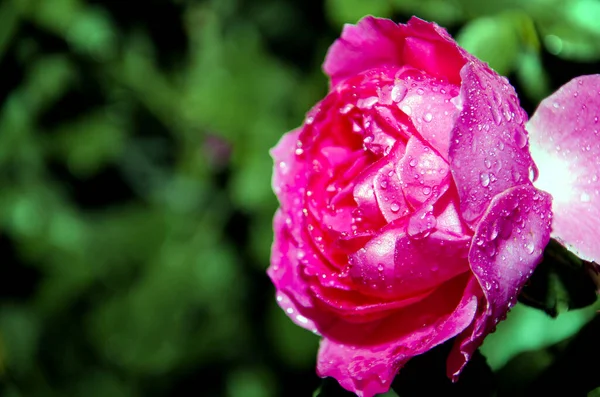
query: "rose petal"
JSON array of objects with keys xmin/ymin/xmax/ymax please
[
  {"xmin": 401, "ymin": 36, "xmax": 464, "ymax": 85},
  {"xmin": 527, "ymin": 74, "xmax": 600, "ymax": 262},
  {"xmin": 324, "ymin": 17, "xmax": 466, "ymax": 88},
  {"xmin": 447, "ymin": 184, "xmax": 552, "ymax": 378},
  {"xmin": 310, "ymin": 281, "xmax": 433, "ymax": 324},
  {"xmin": 269, "ymin": 210, "xmax": 318, "ymax": 325},
  {"xmin": 316, "ymin": 274, "xmax": 478, "ymax": 397},
  {"xmin": 398, "ymin": 136, "xmax": 451, "ymax": 208},
  {"xmin": 348, "ymin": 219, "xmax": 471, "ymax": 300},
  {"xmin": 324, "ymin": 17, "xmax": 405, "ymax": 88},
  {"xmin": 449, "ymin": 61, "xmax": 536, "ymax": 226},
  {"xmin": 394, "ymin": 69, "xmax": 461, "ymax": 159}
]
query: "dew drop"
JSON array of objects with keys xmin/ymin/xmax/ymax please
[
  {"xmin": 340, "ymin": 103, "xmax": 354, "ymax": 114},
  {"xmin": 581, "ymin": 192, "xmax": 591, "ymax": 202},
  {"xmin": 480, "ymin": 172, "xmax": 491, "ymax": 187},
  {"xmin": 423, "ymin": 112, "xmax": 433, "ymax": 123},
  {"xmin": 513, "ymin": 128, "xmax": 527, "ymax": 149},
  {"xmin": 391, "ymin": 84, "xmax": 408, "ymax": 102},
  {"xmin": 357, "ymin": 96, "xmax": 378, "ymax": 109},
  {"xmin": 390, "ymin": 202, "xmax": 400, "ymax": 212},
  {"xmin": 525, "ymin": 241, "xmax": 535, "ymax": 255}
]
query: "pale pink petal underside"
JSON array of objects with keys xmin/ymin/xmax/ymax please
[{"xmin": 527, "ymin": 74, "xmax": 600, "ymax": 262}]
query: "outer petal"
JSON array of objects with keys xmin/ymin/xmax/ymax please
[
  {"xmin": 527, "ymin": 75, "xmax": 600, "ymax": 262},
  {"xmin": 447, "ymin": 184, "xmax": 552, "ymax": 378},
  {"xmin": 324, "ymin": 17, "xmax": 405, "ymax": 88},
  {"xmin": 449, "ymin": 61, "xmax": 536, "ymax": 226},
  {"xmin": 323, "ymin": 17, "xmax": 465, "ymax": 88},
  {"xmin": 269, "ymin": 209, "xmax": 319, "ymax": 330},
  {"xmin": 317, "ymin": 274, "xmax": 478, "ymax": 397},
  {"xmin": 271, "ymin": 129, "xmax": 306, "ymax": 243}
]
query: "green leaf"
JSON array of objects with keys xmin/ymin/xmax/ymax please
[
  {"xmin": 515, "ymin": 50, "xmax": 551, "ymax": 103},
  {"xmin": 391, "ymin": 0, "xmax": 465, "ymax": 25},
  {"xmin": 519, "ymin": 239, "xmax": 599, "ymax": 317},
  {"xmin": 0, "ymin": 306, "xmax": 40, "ymax": 377},
  {"xmin": 539, "ymin": 0, "xmax": 600, "ymax": 61},
  {"xmin": 566, "ymin": 0, "xmax": 600, "ymax": 37},
  {"xmin": 457, "ymin": 14, "xmax": 521, "ymax": 75},
  {"xmin": 49, "ymin": 111, "xmax": 126, "ymax": 177},
  {"xmin": 589, "ymin": 387, "xmax": 600, "ymax": 397},
  {"xmin": 480, "ymin": 302, "xmax": 598, "ymax": 370},
  {"xmin": 226, "ymin": 368, "xmax": 275, "ymax": 397},
  {"xmin": 525, "ymin": 315, "xmax": 600, "ymax": 394},
  {"xmin": 325, "ymin": 0, "xmax": 392, "ymax": 27}
]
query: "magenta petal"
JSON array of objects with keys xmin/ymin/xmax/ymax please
[
  {"xmin": 316, "ymin": 275, "xmax": 478, "ymax": 397},
  {"xmin": 527, "ymin": 74, "xmax": 600, "ymax": 262},
  {"xmin": 449, "ymin": 61, "xmax": 536, "ymax": 226},
  {"xmin": 271, "ymin": 129, "xmax": 306, "ymax": 242},
  {"xmin": 348, "ymin": 220, "xmax": 470, "ymax": 300},
  {"xmin": 323, "ymin": 17, "xmax": 404, "ymax": 88},
  {"xmin": 269, "ymin": 209, "xmax": 341, "ymax": 334},
  {"xmin": 448, "ymin": 184, "xmax": 552, "ymax": 378},
  {"xmin": 399, "ymin": 136, "xmax": 451, "ymax": 208}
]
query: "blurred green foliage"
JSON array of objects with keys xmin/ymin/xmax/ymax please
[{"xmin": 0, "ymin": 0, "xmax": 598, "ymax": 396}]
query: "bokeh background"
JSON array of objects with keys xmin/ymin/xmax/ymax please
[{"xmin": 1, "ymin": 0, "xmax": 599, "ymax": 396}]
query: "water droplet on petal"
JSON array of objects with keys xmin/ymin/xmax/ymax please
[
  {"xmin": 513, "ymin": 128, "xmax": 528, "ymax": 149},
  {"xmin": 480, "ymin": 172, "xmax": 490, "ymax": 187},
  {"xmin": 390, "ymin": 202, "xmax": 400, "ymax": 212},
  {"xmin": 525, "ymin": 241, "xmax": 535, "ymax": 255},
  {"xmin": 581, "ymin": 192, "xmax": 591, "ymax": 202},
  {"xmin": 357, "ymin": 96, "xmax": 378, "ymax": 109},
  {"xmin": 340, "ymin": 104, "xmax": 354, "ymax": 114},
  {"xmin": 392, "ymin": 84, "xmax": 407, "ymax": 102},
  {"xmin": 423, "ymin": 112, "xmax": 433, "ymax": 123}
]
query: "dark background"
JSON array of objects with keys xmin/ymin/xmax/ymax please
[{"xmin": 0, "ymin": 0, "xmax": 599, "ymax": 396}]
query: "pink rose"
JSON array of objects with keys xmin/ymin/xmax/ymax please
[
  {"xmin": 527, "ymin": 75, "xmax": 600, "ymax": 264},
  {"xmin": 269, "ymin": 16, "xmax": 552, "ymax": 396}
]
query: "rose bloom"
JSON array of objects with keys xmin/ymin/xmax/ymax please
[{"xmin": 269, "ymin": 16, "xmax": 553, "ymax": 396}]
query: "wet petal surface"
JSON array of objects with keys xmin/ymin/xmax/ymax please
[
  {"xmin": 448, "ymin": 184, "xmax": 552, "ymax": 377},
  {"xmin": 527, "ymin": 75, "xmax": 600, "ymax": 262},
  {"xmin": 449, "ymin": 62, "xmax": 536, "ymax": 227}
]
